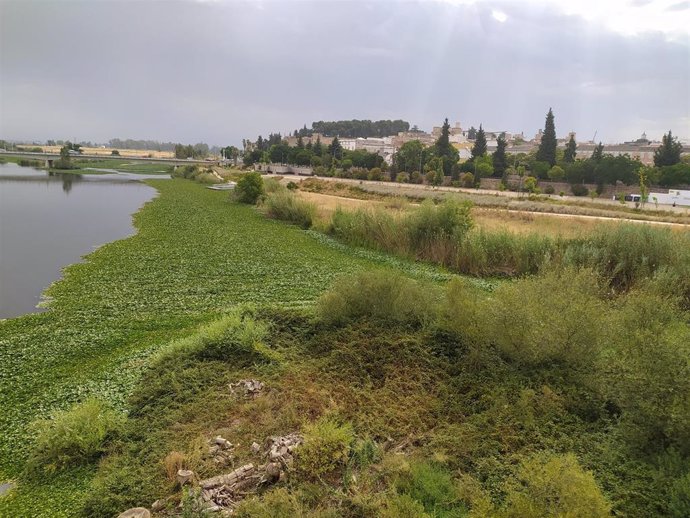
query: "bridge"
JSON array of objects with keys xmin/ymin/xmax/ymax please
[{"xmin": 0, "ymin": 150, "xmax": 221, "ymax": 168}]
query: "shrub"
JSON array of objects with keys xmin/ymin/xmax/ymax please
[
  {"xmin": 604, "ymin": 291, "xmax": 690, "ymax": 452},
  {"xmin": 317, "ymin": 270, "xmax": 439, "ymax": 327},
  {"xmin": 287, "ymin": 181, "xmax": 298, "ymax": 190},
  {"xmin": 396, "ymin": 172, "xmax": 410, "ymax": 183},
  {"xmin": 543, "ymin": 184, "xmax": 555, "ymax": 194},
  {"xmin": 154, "ymin": 307, "xmax": 272, "ymax": 365},
  {"xmin": 547, "ymin": 165, "xmax": 565, "ymax": 180},
  {"xmin": 460, "ymin": 172, "xmax": 475, "ymax": 188},
  {"xmin": 502, "ymin": 453, "xmax": 611, "ymax": 518},
  {"xmin": 381, "ymin": 494, "xmax": 430, "ymax": 518},
  {"xmin": 296, "ymin": 418, "xmax": 354, "ymax": 478},
  {"xmin": 396, "ymin": 461, "xmax": 465, "ymax": 517},
  {"xmin": 407, "ymin": 200, "xmax": 473, "ymax": 265},
  {"xmin": 163, "ymin": 451, "xmax": 187, "ymax": 481},
  {"xmin": 26, "ymin": 399, "xmax": 123, "ymax": 474},
  {"xmin": 111, "ymin": 149, "xmax": 120, "ymax": 156},
  {"xmin": 263, "ymin": 176, "xmax": 286, "ymax": 194},
  {"xmin": 368, "ymin": 167, "xmax": 383, "ymax": 181},
  {"xmin": 235, "ymin": 488, "xmax": 305, "ymax": 518},
  {"xmin": 234, "ymin": 172, "xmax": 265, "ymax": 204},
  {"xmin": 263, "ymin": 190, "xmax": 316, "ymax": 229},
  {"xmin": 669, "ymin": 472, "xmax": 690, "ymax": 518},
  {"xmin": 562, "ymin": 223, "xmax": 683, "ymax": 291},
  {"xmin": 571, "ymin": 183, "xmax": 589, "ymax": 196},
  {"xmin": 483, "ymin": 268, "xmax": 605, "ymax": 368}
]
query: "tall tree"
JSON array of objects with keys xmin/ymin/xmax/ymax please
[
  {"xmin": 313, "ymin": 136, "xmax": 323, "ymax": 157},
  {"xmin": 434, "ymin": 118, "xmax": 459, "ymax": 176},
  {"xmin": 297, "ymin": 136, "xmax": 304, "ymax": 149},
  {"xmin": 654, "ymin": 130, "xmax": 683, "ymax": 167},
  {"xmin": 536, "ymin": 108, "xmax": 557, "ymax": 166},
  {"xmin": 564, "ymin": 134, "xmax": 577, "ymax": 163},
  {"xmin": 591, "ymin": 142, "xmax": 604, "ymax": 162},
  {"xmin": 471, "ymin": 125, "xmax": 487, "ymax": 160},
  {"xmin": 467, "ymin": 126, "xmax": 477, "ymax": 140},
  {"xmin": 435, "ymin": 118, "xmax": 452, "ymax": 156},
  {"xmin": 328, "ymin": 136, "xmax": 343, "ymax": 159},
  {"xmin": 492, "ymin": 135, "xmax": 508, "ymax": 177}
]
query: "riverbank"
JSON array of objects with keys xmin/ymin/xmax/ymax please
[{"xmin": 0, "ymin": 179, "xmax": 455, "ymax": 517}]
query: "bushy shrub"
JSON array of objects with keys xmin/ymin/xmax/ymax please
[
  {"xmin": 486, "ymin": 268, "xmax": 605, "ymax": 368},
  {"xmin": 669, "ymin": 472, "xmax": 690, "ymax": 518},
  {"xmin": 235, "ymin": 488, "xmax": 305, "ymax": 518},
  {"xmin": 460, "ymin": 172, "xmax": 475, "ymax": 188},
  {"xmin": 234, "ymin": 172, "xmax": 265, "ymax": 204},
  {"xmin": 154, "ymin": 307, "xmax": 272, "ymax": 365},
  {"xmin": 381, "ymin": 494, "xmax": 430, "ymax": 518},
  {"xmin": 368, "ymin": 167, "xmax": 383, "ymax": 181},
  {"xmin": 396, "ymin": 172, "xmax": 410, "ymax": 183},
  {"xmin": 604, "ymin": 291, "xmax": 690, "ymax": 452},
  {"xmin": 571, "ymin": 183, "xmax": 589, "ymax": 196},
  {"xmin": 396, "ymin": 461, "xmax": 465, "ymax": 517},
  {"xmin": 501, "ymin": 453, "xmax": 611, "ymax": 518},
  {"xmin": 263, "ymin": 190, "xmax": 316, "ymax": 229},
  {"xmin": 562, "ymin": 223, "xmax": 682, "ymax": 291},
  {"xmin": 317, "ymin": 270, "xmax": 439, "ymax": 327},
  {"xmin": 26, "ymin": 399, "xmax": 123, "ymax": 474},
  {"xmin": 296, "ymin": 418, "xmax": 354, "ymax": 478},
  {"xmin": 543, "ymin": 184, "xmax": 555, "ymax": 194},
  {"xmin": 407, "ymin": 200, "xmax": 473, "ymax": 265}
]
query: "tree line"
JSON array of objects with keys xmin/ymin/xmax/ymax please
[
  {"xmin": 239, "ymin": 111, "xmax": 687, "ymax": 190},
  {"xmin": 292, "ymin": 119, "xmax": 410, "ymax": 138}
]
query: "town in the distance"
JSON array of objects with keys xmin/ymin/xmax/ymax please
[{"xmin": 3, "ymin": 110, "xmax": 688, "ymax": 207}]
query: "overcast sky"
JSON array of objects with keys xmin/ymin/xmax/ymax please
[{"xmin": 1, "ymin": 0, "xmax": 688, "ymax": 146}]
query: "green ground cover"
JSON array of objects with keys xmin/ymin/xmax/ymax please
[{"xmin": 0, "ymin": 179, "xmax": 454, "ymax": 516}]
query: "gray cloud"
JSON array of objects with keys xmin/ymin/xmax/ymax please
[
  {"xmin": 667, "ymin": 1, "xmax": 690, "ymax": 10},
  {"xmin": 1, "ymin": 0, "xmax": 688, "ymax": 145}
]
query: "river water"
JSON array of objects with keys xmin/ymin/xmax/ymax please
[{"xmin": 0, "ymin": 163, "xmax": 161, "ymax": 319}]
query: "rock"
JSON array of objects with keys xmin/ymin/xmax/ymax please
[
  {"xmin": 177, "ymin": 469, "xmax": 194, "ymax": 486},
  {"xmin": 117, "ymin": 508, "xmax": 151, "ymax": 518},
  {"xmin": 151, "ymin": 499, "xmax": 166, "ymax": 512},
  {"xmin": 229, "ymin": 379, "xmax": 265, "ymax": 398},
  {"xmin": 213, "ymin": 436, "xmax": 233, "ymax": 449},
  {"xmin": 251, "ymin": 441, "xmax": 261, "ymax": 454},
  {"xmin": 199, "ymin": 463, "xmax": 256, "ymax": 490},
  {"xmin": 265, "ymin": 462, "xmax": 281, "ymax": 481}
]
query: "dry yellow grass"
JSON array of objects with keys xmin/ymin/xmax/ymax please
[
  {"xmin": 296, "ymin": 191, "xmax": 379, "ymax": 220},
  {"xmin": 296, "ymin": 190, "xmax": 615, "ymax": 238},
  {"xmin": 472, "ymin": 208, "xmax": 612, "ymax": 238}
]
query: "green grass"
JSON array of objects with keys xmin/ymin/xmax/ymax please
[{"xmin": 0, "ymin": 179, "xmax": 455, "ymax": 517}]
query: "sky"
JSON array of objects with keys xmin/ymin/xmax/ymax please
[{"xmin": 1, "ymin": 0, "xmax": 688, "ymax": 146}]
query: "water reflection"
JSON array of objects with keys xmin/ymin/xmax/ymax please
[{"xmin": 0, "ymin": 163, "xmax": 162, "ymax": 319}]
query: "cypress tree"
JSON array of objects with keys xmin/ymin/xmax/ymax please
[
  {"xmin": 328, "ymin": 136, "xmax": 342, "ymax": 159},
  {"xmin": 564, "ymin": 134, "xmax": 577, "ymax": 163},
  {"xmin": 492, "ymin": 135, "xmax": 507, "ymax": 177},
  {"xmin": 313, "ymin": 136, "xmax": 323, "ymax": 157},
  {"xmin": 654, "ymin": 130, "xmax": 682, "ymax": 167},
  {"xmin": 471, "ymin": 125, "xmax": 487, "ymax": 160},
  {"xmin": 592, "ymin": 142, "xmax": 604, "ymax": 162},
  {"xmin": 536, "ymin": 108, "xmax": 557, "ymax": 166},
  {"xmin": 436, "ymin": 118, "xmax": 451, "ymax": 156}
]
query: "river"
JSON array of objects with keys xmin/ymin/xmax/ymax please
[{"xmin": 0, "ymin": 163, "xmax": 161, "ymax": 319}]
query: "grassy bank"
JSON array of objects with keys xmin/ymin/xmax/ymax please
[
  {"xmin": 57, "ymin": 270, "xmax": 690, "ymax": 517},
  {"xmin": 0, "ymin": 179, "xmax": 453, "ymax": 516}
]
